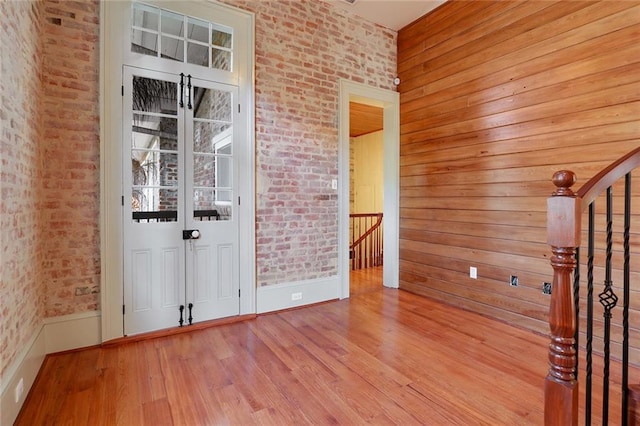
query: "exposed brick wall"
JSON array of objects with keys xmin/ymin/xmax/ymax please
[
  {"xmin": 41, "ymin": 0, "xmax": 100, "ymax": 316},
  {"xmin": 0, "ymin": 0, "xmax": 45, "ymax": 381},
  {"xmin": 1, "ymin": 0, "xmax": 100, "ymax": 381},
  {"xmin": 223, "ymin": 0, "xmax": 397, "ymax": 286}
]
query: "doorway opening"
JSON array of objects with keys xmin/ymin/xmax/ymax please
[
  {"xmin": 338, "ymin": 80, "xmax": 399, "ymax": 299},
  {"xmin": 349, "ymin": 102, "xmax": 384, "ymax": 296}
]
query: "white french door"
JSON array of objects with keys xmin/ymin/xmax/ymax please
[{"xmin": 122, "ymin": 66, "xmax": 240, "ymax": 335}]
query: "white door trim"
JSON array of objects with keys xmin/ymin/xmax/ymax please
[
  {"xmin": 100, "ymin": 1, "xmax": 255, "ymax": 342},
  {"xmin": 338, "ymin": 80, "xmax": 400, "ymax": 298}
]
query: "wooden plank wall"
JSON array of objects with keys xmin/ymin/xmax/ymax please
[{"xmin": 397, "ymin": 0, "xmax": 640, "ymax": 352}]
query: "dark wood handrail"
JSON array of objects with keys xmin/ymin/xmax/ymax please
[
  {"xmin": 545, "ymin": 147, "xmax": 640, "ymax": 425},
  {"xmin": 349, "ymin": 213, "xmax": 383, "ymax": 250},
  {"xmin": 577, "ymin": 146, "xmax": 640, "ymax": 206}
]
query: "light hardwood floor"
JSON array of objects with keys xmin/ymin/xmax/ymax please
[{"xmin": 17, "ymin": 267, "xmax": 552, "ymax": 425}]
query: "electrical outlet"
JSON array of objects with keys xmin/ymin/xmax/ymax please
[
  {"xmin": 291, "ymin": 292, "xmax": 302, "ymax": 301},
  {"xmin": 15, "ymin": 377, "xmax": 24, "ymax": 403},
  {"xmin": 543, "ymin": 282, "xmax": 552, "ymax": 295},
  {"xmin": 510, "ymin": 275, "xmax": 518, "ymax": 287},
  {"xmin": 469, "ymin": 266, "xmax": 477, "ymax": 279}
]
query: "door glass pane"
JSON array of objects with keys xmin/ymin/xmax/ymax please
[
  {"xmin": 132, "ymin": 3, "xmax": 158, "ymax": 30},
  {"xmin": 187, "ymin": 17, "xmax": 209, "ymax": 43},
  {"xmin": 193, "ymin": 189, "xmax": 230, "ymax": 221},
  {"xmin": 194, "ymin": 89, "xmax": 231, "ymax": 121},
  {"xmin": 212, "ymin": 25, "xmax": 232, "ymax": 71},
  {"xmin": 131, "ymin": 76, "xmax": 179, "ymax": 223},
  {"xmin": 161, "ymin": 10, "xmax": 184, "ymax": 37},
  {"xmin": 131, "ymin": 29, "xmax": 158, "ymax": 56},
  {"xmin": 211, "ymin": 48, "xmax": 231, "ymax": 71},
  {"xmin": 132, "ymin": 77, "xmax": 177, "ymax": 114},
  {"xmin": 212, "ymin": 27, "xmax": 232, "ymax": 49},
  {"xmin": 187, "ymin": 42, "xmax": 209, "ymax": 67},
  {"xmin": 193, "ymin": 154, "xmax": 214, "ymax": 188},
  {"xmin": 215, "ymin": 154, "xmax": 232, "ymax": 202},
  {"xmin": 131, "ymin": 3, "xmax": 159, "ymax": 56},
  {"xmin": 192, "ymin": 85, "xmax": 233, "ymax": 221},
  {"xmin": 161, "ymin": 36, "xmax": 184, "ymax": 62},
  {"xmin": 193, "ymin": 122, "xmax": 231, "ymax": 154}
]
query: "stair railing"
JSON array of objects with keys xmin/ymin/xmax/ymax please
[
  {"xmin": 546, "ymin": 146, "xmax": 640, "ymax": 425},
  {"xmin": 349, "ymin": 213, "xmax": 383, "ymax": 270}
]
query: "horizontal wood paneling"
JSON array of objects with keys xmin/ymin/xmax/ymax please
[
  {"xmin": 399, "ymin": 2, "xmax": 529, "ymax": 73},
  {"xmin": 397, "ymin": 0, "xmax": 640, "ymax": 355},
  {"xmin": 349, "ymin": 102, "xmax": 383, "ymax": 137}
]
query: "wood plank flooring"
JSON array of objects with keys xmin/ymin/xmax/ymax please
[{"xmin": 18, "ymin": 267, "xmax": 553, "ymax": 424}]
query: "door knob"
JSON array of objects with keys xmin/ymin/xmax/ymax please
[{"xmin": 182, "ymin": 229, "xmax": 201, "ymax": 240}]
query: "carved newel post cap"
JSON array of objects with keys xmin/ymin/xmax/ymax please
[{"xmin": 552, "ymin": 170, "xmax": 576, "ymax": 196}]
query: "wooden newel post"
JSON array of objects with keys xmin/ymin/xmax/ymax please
[{"xmin": 545, "ymin": 170, "xmax": 580, "ymax": 425}]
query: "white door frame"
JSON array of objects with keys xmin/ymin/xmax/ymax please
[
  {"xmin": 338, "ymin": 80, "xmax": 400, "ymax": 298},
  {"xmin": 100, "ymin": 1, "xmax": 255, "ymax": 342}
]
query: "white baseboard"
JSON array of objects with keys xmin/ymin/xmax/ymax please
[
  {"xmin": 1, "ymin": 324, "xmax": 46, "ymax": 426},
  {"xmin": 256, "ymin": 275, "xmax": 340, "ymax": 314},
  {"xmin": 0, "ymin": 311, "xmax": 102, "ymax": 425},
  {"xmin": 44, "ymin": 310, "xmax": 102, "ymax": 354}
]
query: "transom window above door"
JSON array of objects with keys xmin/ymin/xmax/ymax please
[{"xmin": 131, "ymin": 2, "xmax": 233, "ymax": 71}]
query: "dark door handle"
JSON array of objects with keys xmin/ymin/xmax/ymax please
[
  {"xmin": 182, "ymin": 229, "xmax": 200, "ymax": 240},
  {"xmin": 187, "ymin": 74, "xmax": 192, "ymax": 109},
  {"xmin": 179, "ymin": 73, "xmax": 185, "ymax": 108}
]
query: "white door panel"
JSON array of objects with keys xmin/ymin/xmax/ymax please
[{"xmin": 125, "ymin": 229, "xmax": 186, "ymax": 334}]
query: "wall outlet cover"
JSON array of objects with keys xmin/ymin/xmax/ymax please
[{"xmin": 15, "ymin": 378, "xmax": 24, "ymax": 403}]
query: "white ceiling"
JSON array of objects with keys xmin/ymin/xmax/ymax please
[{"xmin": 327, "ymin": 0, "xmax": 446, "ymax": 31}]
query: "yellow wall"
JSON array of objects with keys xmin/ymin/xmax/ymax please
[{"xmin": 350, "ymin": 131, "xmax": 384, "ymax": 214}]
